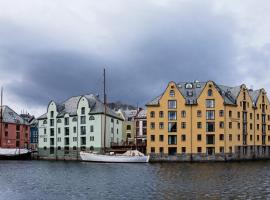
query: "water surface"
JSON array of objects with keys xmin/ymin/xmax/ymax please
[{"xmin": 0, "ymin": 160, "xmax": 270, "ymax": 199}]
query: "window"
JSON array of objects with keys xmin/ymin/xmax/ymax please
[
  {"xmin": 197, "ymin": 134, "xmax": 202, "ymax": 141},
  {"xmin": 197, "ymin": 122, "xmax": 202, "ymax": 129},
  {"xmin": 159, "ymin": 147, "xmax": 164, "ymax": 153},
  {"xmin": 250, "ymin": 113, "xmax": 253, "ymax": 119},
  {"xmin": 64, "ymin": 117, "xmax": 69, "ymax": 126},
  {"xmin": 150, "ymin": 123, "xmax": 155, "ymax": 129},
  {"xmin": 168, "ymin": 100, "xmax": 177, "ymax": 109},
  {"xmin": 197, "ymin": 147, "xmax": 202, "ymax": 153},
  {"xmin": 208, "ymin": 89, "xmax": 213, "ymax": 96},
  {"xmin": 151, "ymin": 135, "xmax": 155, "ymax": 142},
  {"xmin": 65, "ymin": 127, "xmax": 69, "ymax": 136},
  {"xmin": 206, "ymin": 135, "xmax": 215, "ymax": 145},
  {"xmin": 50, "ymin": 128, "xmax": 54, "ymax": 136},
  {"xmin": 43, "ymin": 120, "xmax": 47, "ymax": 124},
  {"xmin": 73, "ymin": 127, "xmax": 76, "ymax": 133},
  {"xmin": 72, "ymin": 137, "xmax": 76, "ymax": 142},
  {"xmin": 168, "ymin": 122, "xmax": 177, "ymax": 132},
  {"xmin": 229, "ymin": 111, "xmax": 232, "ymax": 117},
  {"xmin": 229, "ymin": 134, "xmax": 232, "ymax": 141},
  {"xmin": 89, "ymin": 116, "xmax": 95, "ymax": 120},
  {"xmin": 168, "ymin": 111, "xmax": 177, "ymax": 120},
  {"xmin": 220, "ymin": 147, "xmax": 224, "ymax": 153},
  {"xmin": 81, "ymin": 126, "xmax": 86, "ymax": 135},
  {"xmin": 257, "ymin": 114, "xmax": 259, "ymax": 120},
  {"xmin": 250, "ymin": 135, "xmax": 253, "ymax": 141},
  {"xmin": 127, "ymin": 125, "xmax": 131, "ymax": 130},
  {"xmin": 206, "ymin": 100, "xmax": 215, "ymax": 108},
  {"xmin": 219, "ymin": 134, "xmax": 224, "ymax": 141},
  {"xmin": 219, "ymin": 110, "xmax": 224, "ymax": 117},
  {"xmin": 80, "ymin": 116, "xmax": 86, "ymax": 124},
  {"xmin": 197, "ymin": 110, "xmax": 202, "ymax": 117},
  {"xmin": 206, "ymin": 110, "xmax": 215, "ymax": 120},
  {"xmin": 150, "ymin": 111, "xmax": 155, "ymax": 118},
  {"xmin": 237, "ymin": 112, "xmax": 240, "ymax": 118},
  {"xmin": 81, "ymin": 137, "xmax": 86, "ymax": 145},
  {"xmin": 181, "ymin": 122, "xmax": 186, "ymax": 129},
  {"xmin": 50, "ymin": 111, "xmax": 54, "ymax": 118},
  {"xmin": 181, "ymin": 111, "xmax": 186, "ymax": 118},
  {"xmin": 90, "ymin": 136, "xmax": 94, "ymax": 141},
  {"xmin": 64, "ymin": 138, "xmax": 69, "ymax": 145},
  {"xmin": 44, "ymin": 128, "xmax": 47, "ymax": 134},
  {"xmin": 58, "ymin": 128, "xmax": 61, "ymax": 134},
  {"xmin": 206, "ymin": 122, "xmax": 215, "ymax": 132},
  {"xmin": 50, "ymin": 138, "xmax": 54, "ymax": 145},
  {"xmin": 111, "ymin": 119, "xmax": 114, "ymax": 123},
  {"xmin": 181, "ymin": 135, "xmax": 186, "ymax": 141},
  {"xmin": 90, "ymin": 125, "xmax": 94, "ymax": 132},
  {"xmin": 169, "ymin": 90, "xmax": 175, "ymax": 97},
  {"xmin": 238, "ymin": 123, "xmax": 240, "ymax": 129},
  {"xmin": 237, "ymin": 135, "xmax": 240, "ymax": 141},
  {"xmin": 159, "ymin": 135, "xmax": 164, "ymax": 142},
  {"xmin": 219, "ymin": 122, "xmax": 224, "ymax": 129},
  {"xmin": 182, "ymin": 147, "xmax": 186, "ymax": 153},
  {"xmin": 43, "ymin": 138, "xmax": 47, "ymax": 142},
  {"xmin": 168, "ymin": 135, "xmax": 177, "ymax": 145},
  {"xmin": 50, "ymin": 119, "xmax": 54, "ymax": 126},
  {"xmin": 4, "ymin": 131, "xmax": 8, "ymax": 137},
  {"xmin": 229, "ymin": 122, "xmax": 232, "ymax": 129},
  {"xmin": 159, "ymin": 122, "xmax": 164, "ymax": 129},
  {"xmin": 151, "ymin": 147, "xmax": 155, "ymax": 153},
  {"xmin": 257, "ymin": 124, "xmax": 260, "ymax": 130},
  {"xmin": 81, "ymin": 107, "xmax": 85, "ymax": 115},
  {"xmin": 257, "ymin": 135, "xmax": 259, "ymax": 141},
  {"xmin": 159, "ymin": 111, "xmax": 164, "ymax": 118}
]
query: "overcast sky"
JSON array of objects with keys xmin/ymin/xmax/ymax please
[{"xmin": 0, "ymin": 0, "xmax": 270, "ymax": 116}]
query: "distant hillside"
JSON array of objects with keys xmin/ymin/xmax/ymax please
[{"xmin": 108, "ymin": 101, "xmax": 137, "ymax": 111}]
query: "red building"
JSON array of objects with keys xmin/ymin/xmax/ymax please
[{"xmin": 0, "ymin": 106, "xmax": 30, "ymax": 149}]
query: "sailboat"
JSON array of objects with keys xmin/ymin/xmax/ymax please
[
  {"xmin": 80, "ymin": 69, "xmax": 149, "ymax": 163},
  {"xmin": 0, "ymin": 87, "xmax": 31, "ymax": 160}
]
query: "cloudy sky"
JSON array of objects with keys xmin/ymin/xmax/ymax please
[{"xmin": 0, "ymin": 0, "xmax": 270, "ymax": 116}]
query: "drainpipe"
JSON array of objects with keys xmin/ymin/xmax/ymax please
[
  {"xmin": 190, "ymin": 105, "xmax": 193, "ymax": 161},
  {"xmin": 253, "ymin": 108, "xmax": 256, "ymax": 159},
  {"xmin": 224, "ymin": 105, "xmax": 227, "ymax": 161}
]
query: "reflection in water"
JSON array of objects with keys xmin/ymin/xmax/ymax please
[{"xmin": 0, "ymin": 161, "xmax": 270, "ymax": 199}]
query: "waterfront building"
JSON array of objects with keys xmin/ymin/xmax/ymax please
[
  {"xmin": 135, "ymin": 109, "xmax": 147, "ymax": 152},
  {"xmin": 30, "ymin": 118, "xmax": 38, "ymax": 150},
  {"xmin": 37, "ymin": 94, "xmax": 123, "ymax": 159},
  {"xmin": 116, "ymin": 109, "xmax": 137, "ymax": 145},
  {"xmin": 0, "ymin": 106, "xmax": 30, "ymax": 149},
  {"xmin": 146, "ymin": 81, "xmax": 270, "ymax": 161}
]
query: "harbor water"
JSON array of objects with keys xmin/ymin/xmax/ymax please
[{"xmin": 1, "ymin": 160, "xmax": 270, "ymax": 199}]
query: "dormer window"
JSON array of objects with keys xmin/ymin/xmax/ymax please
[
  {"xmin": 169, "ymin": 90, "xmax": 175, "ymax": 97},
  {"xmin": 185, "ymin": 83, "xmax": 193, "ymax": 89},
  {"xmin": 81, "ymin": 107, "xmax": 85, "ymax": 115},
  {"xmin": 208, "ymin": 89, "xmax": 213, "ymax": 97}
]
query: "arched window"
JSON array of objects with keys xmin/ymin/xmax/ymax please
[
  {"xmin": 208, "ymin": 89, "xmax": 213, "ymax": 97},
  {"xmin": 150, "ymin": 111, "xmax": 155, "ymax": 118},
  {"xmin": 89, "ymin": 116, "xmax": 95, "ymax": 120}
]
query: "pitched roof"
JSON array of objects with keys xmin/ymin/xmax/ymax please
[
  {"xmin": 38, "ymin": 94, "xmax": 123, "ymax": 120},
  {"xmin": 146, "ymin": 81, "xmax": 249, "ymax": 106},
  {"xmin": 0, "ymin": 105, "xmax": 29, "ymax": 125}
]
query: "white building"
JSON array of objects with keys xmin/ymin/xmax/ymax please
[{"xmin": 37, "ymin": 94, "xmax": 123, "ymax": 159}]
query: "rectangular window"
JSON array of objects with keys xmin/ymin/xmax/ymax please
[
  {"xmin": 81, "ymin": 137, "xmax": 86, "ymax": 145},
  {"xmin": 90, "ymin": 125, "xmax": 94, "ymax": 132},
  {"xmin": 229, "ymin": 122, "xmax": 232, "ymax": 129},
  {"xmin": 57, "ymin": 137, "xmax": 61, "ymax": 142},
  {"xmin": 58, "ymin": 128, "xmax": 61, "ymax": 134},
  {"xmin": 159, "ymin": 135, "xmax": 164, "ymax": 142},
  {"xmin": 80, "ymin": 116, "xmax": 86, "ymax": 124},
  {"xmin": 206, "ymin": 122, "xmax": 215, "ymax": 132},
  {"xmin": 50, "ymin": 119, "xmax": 54, "ymax": 126},
  {"xmin": 168, "ymin": 135, "xmax": 177, "ymax": 145},
  {"xmin": 219, "ymin": 134, "xmax": 224, "ymax": 141},
  {"xmin": 65, "ymin": 127, "xmax": 69, "ymax": 136},
  {"xmin": 81, "ymin": 126, "xmax": 86, "ymax": 135},
  {"xmin": 206, "ymin": 110, "xmax": 215, "ymax": 120},
  {"xmin": 181, "ymin": 111, "xmax": 186, "ymax": 118},
  {"xmin": 206, "ymin": 135, "xmax": 215, "ymax": 145},
  {"xmin": 206, "ymin": 99, "xmax": 215, "ymax": 108},
  {"xmin": 50, "ymin": 138, "xmax": 54, "ymax": 145},
  {"xmin": 64, "ymin": 117, "xmax": 69, "ymax": 126},
  {"xmin": 65, "ymin": 138, "xmax": 69, "ymax": 145},
  {"xmin": 81, "ymin": 107, "xmax": 85, "ymax": 115},
  {"xmin": 182, "ymin": 147, "xmax": 186, "ymax": 153},
  {"xmin": 219, "ymin": 122, "xmax": 224, "ymax": 129},
  {"xmin": 181, "ymin": 135, "xmax": 186, "ymax": 141},
  {"xmin": 168, "ymin": 122, "xmax": 177, "ymax": 132},
  {"xmin": 44, "ymin": 128, "xmax": 47, "ymax": 134},
  {"xmin": 197, "ymin": 110, "xmax": 202, "ymax": 117},
  {"xmin": 220, "ymin": 147, "xmax": 224, "ymax": 153},
  {"xmin": 90, "ymin": 136, "xmax": 94, "ymax": 141},
  {"xmin": 159, "ymin": 147, "xmax": 164, "ymax": 153},
  {"xmin": 159, "ymin": 122, "xmax": 164, "ymax": 129},
  {"xmin": 150, "ymin": 122, "xmax": 155, "ymax": 129},
  {"xmin": 197, "ymin": 134, "xmax": 202, "ymax": 141},
  {"xmin": 73, "ymin": 127, "xmax": 76, "ymax": 133},
  {"xmin": 229, "ymin": 134, "xmax": 232, "ymax": 141},
  {"xmin": 168, "ymin": 100, "xmax": 177, "ymax": 109},
  {"xmin": 50, "ymin": 111, "xmax": 54, "ymax": 118},
  {"xmin": 197, "ymin": 147, "xmax": 202, "ymax": 153},
  {"xmin": 237, "ymin": 134, "xmax": 240, "ymax": 141},
  {"xmin": 197, "ymin": 122, "xmax": 202, "ymax": 129},
  {"xmin": 181, "ymin": 122, "xmax": 186, "ymax": 129},
  {"xmin": 50, "ymin": 128, "xmax": 54, "ymax": 136},
  {"xmin": 151, "ymin": 135, "xmax": 155, "ymax": 142},
  {"xmin": 159, "ymin": 111, "xmax": 164, "ymax": 118},
  {"xmin": 151, "ymin": 147, "xmax": 155, "ymax": 153},
  {"xmin": 168, "ymin": 111, "xmax": 177, "ymax": 120},
  {"xmin": 219, "ymin": 110, "xmax": 224, "ymax": 117}
]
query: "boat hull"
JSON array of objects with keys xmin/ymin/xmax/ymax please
[
  {"xmin": 0, "ymin": 148, "xmax": 31, "ymax": 160},
  {"xmin": 80, "ymin": 152, "xmax": 150, "ymax": 163}
]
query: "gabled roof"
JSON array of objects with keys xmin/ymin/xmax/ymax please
[
  {"xmin": 248, "ymin": 89, "xmax": 261, "ymax": 106},
  {"xmin": 0, "ymin": 105, "xmax": 29, "ymax": 125},
  {"xmin": 146, "ymin": 81, "xmax": 249, "ymax": 106},
  {"xmin": 38, "ymin": 94, "xmax": 123, "ymax": 120}
]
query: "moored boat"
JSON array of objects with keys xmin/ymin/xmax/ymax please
[
  {"xmin": 80, "ymin": 150, "xmax": 150, "ymax": 163},
  {"xmin": 0, "ymin": 148, "xmax": 31, "ymax": 160}
]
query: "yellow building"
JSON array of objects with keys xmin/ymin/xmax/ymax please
[{"xmin": 146, "ymin": 81, "xmax": 270, "ymax": 161}]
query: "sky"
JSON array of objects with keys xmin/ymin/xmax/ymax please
[{"xmin": 0, "ymin": 0, "xmax": 270, "ymax": 117}]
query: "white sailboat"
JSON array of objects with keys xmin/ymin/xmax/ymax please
[{"xmin": 80, "ymin": 69, "xmax": 149, "ymax": 163}]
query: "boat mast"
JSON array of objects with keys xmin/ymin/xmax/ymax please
[
  {"xmin": 0, "ymin": 87, "xmax": 3, "ymax": 147},
  {"xmin": 103, "ymin": 68, "xmax": 107, "ymax": 153}
]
